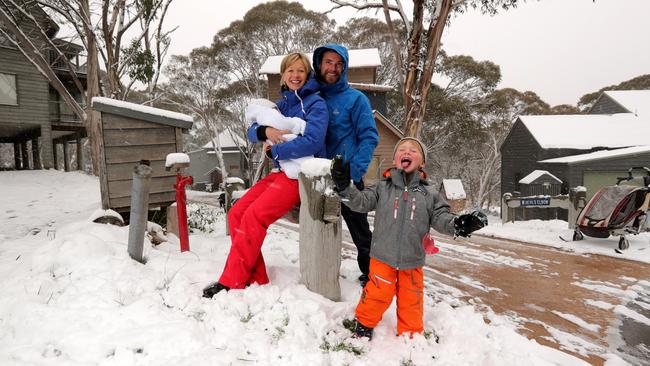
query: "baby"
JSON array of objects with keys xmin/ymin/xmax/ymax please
[{"xmin": 245, "ymin": 98, "xmax": 311, "ymax": 179}]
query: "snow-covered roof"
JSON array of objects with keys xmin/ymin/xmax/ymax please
[
  {"xmin": 519, "ymin": 113, "xmax": 650, "ymax": 149},
  {"xmin": 442, "ymin": 179, "xmax": 466, "ymax": 200},
  {"xmin": 259, "ymin": 48, "xmax": 381, "ymax": 74},
  {"xmin": 349, "ymin": 82, "xmax": 394, "ymax": 92},
  {"xmin": 202, "ymin": 131, "xmax": 246, "ymax": 150},
  {"xmin": 519, "ymin": 170, "xmax": 562, "ymax": 184},
  {"xmin": 604, "ymin": 90, "xmax": 650, "ymax": 118},
  {"xmin": 539, "ymin": 145, "xmax": 650, "ymax": 164},
  {"xmin": 92, "ymin": 97, "xmax": 193, "ymax": 129}
]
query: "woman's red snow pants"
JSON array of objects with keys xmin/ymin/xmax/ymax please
[
  {"xmin": 355, "ymin": 258, "xmax": 424, "ymax": 335},
  {"xmin": 218, "ymin": 172, "xmax": 299, "ymax": 289}
]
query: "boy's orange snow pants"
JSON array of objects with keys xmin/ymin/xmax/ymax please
[{"xmin": 355, "ymin": 258, "xmax": 424, "ymax": 335}]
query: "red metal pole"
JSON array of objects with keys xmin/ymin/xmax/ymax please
[{"xmin": 174, "ymin": 173, "xmax": 193, "ymax": 252}]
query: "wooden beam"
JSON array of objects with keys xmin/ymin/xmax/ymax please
[
  {"xmin": 14, "ymin": 142, "xmax": 21, "ymax": 169},
  {"xmin": 32, "ymin": 138, "xmax": 41, "ymax": 169},
  {"xmin": 20, "ymin": 142, "xmax": 29, "ymax": 170},
  {"xmin": 96, "ymin": 111, "xmax": 110, "ymax": 209},
  {"xmin": 76, "ymin": 137, "xmax": 83, "ymax": 170},
  {"xmin": 52, "ymin": 142, "xmax": 58, "ymax": 170},
  {"xmin": 63, "ymin": 140, "xmax": 70, "ymax": 172}
]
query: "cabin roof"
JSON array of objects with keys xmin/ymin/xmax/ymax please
[
  {"xmin": 92, "ymin": 97, "xmax": 193, "ymax": 129},
  {"xmin": 539, "ymin": 145, "xmax": 650, "ymax": 164},
  {"xmin": 259, "ymin": 48, "xmax": 381, "ymax": 74}
]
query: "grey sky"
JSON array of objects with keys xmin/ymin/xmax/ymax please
[{"xmin": 165, "ymin": 0, "xmax": 650, "ymax": 107}]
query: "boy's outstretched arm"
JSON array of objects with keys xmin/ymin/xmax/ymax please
[{"xmin": 330, "ymin": 157, "xmax": 378, "ymax": 213}]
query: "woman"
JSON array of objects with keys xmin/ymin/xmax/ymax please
[{"xmin": 203, "ymin": 53, "xmax": 328, "ymax": 297}]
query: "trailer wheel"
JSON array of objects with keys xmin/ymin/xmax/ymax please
[
  {"xmin": 618, "ymin": 237, "xmax": 630, "ymax": 251},
  {"xmin": 573, "ymin": 230, "xmax": 584, "ymax": 241}
]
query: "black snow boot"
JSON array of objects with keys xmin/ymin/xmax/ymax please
[
  {"xmin": 358, "ymin": 274, "xmax": 369, "ymax": 288},
  {"xmin": 354, "ymin": 320, "xmax": 374, "ymax": 340},
  {"xmin": 202, "ymin": 282, "xmax": 229, "ymax": 298}
]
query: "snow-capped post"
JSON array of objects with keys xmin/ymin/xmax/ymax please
[
  {"xmin": 128, "ymin": 160, "xmax": 153, "ymax": 263},
  {"xmin": 224, "ymin": 177, "xmax": 246, "ymax": 236},
  {"xmin": 568, "ymin": 187, "xmax": 587, "ymax": 229},
  {"xmin": 166, "ymin": 153, "xmax": 192, "ymax": 252},
  {"xmin": 298, "ymin": 159, "xmax": 342, "ymax": 301}
]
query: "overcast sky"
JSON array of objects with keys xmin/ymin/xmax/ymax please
[{"xmin": 165, "ymin": 0, "xmax": 650, "ymax": 107}]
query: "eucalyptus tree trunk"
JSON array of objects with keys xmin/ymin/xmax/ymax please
[{"xmin": 403, "ymin": 0, "xmax": 453, "ymax": 138}]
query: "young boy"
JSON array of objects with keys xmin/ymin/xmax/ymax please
[{"xmin": 330, "ymin": 137, "xmax": 487, "ymax": 339}]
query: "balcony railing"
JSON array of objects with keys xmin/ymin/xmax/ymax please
[
  {"xmin": 48, "ymin": 50, "xmax": 87, "ymax": 74},
  {"xmin": 49, "ymin": 100, "xmax": 84, "ymax": 123}
]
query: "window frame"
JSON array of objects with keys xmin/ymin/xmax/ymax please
[{"xmin": 0, "ymin": 72, "xmax": 18, "ymax": 106}]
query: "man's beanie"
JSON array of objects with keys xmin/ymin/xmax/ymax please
[{"xmin": 393, "ymin": 137, "xmax": 427, "ymax": 164}]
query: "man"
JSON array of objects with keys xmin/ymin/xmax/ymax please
[{"xmin": 313, "ymin": 44, "xmax": 379, "ymax": 287}]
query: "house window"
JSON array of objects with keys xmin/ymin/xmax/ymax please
[{"xmin": 0, "ymin": 73, "xmax": 18, "ymax": 105}]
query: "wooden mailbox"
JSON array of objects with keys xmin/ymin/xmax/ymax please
[{"xmin": 92, "ymin": 97, "xmax": 193, "ymax": 212}]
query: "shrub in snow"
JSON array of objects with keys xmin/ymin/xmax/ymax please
[{"xmin": 187, "ymin": 203, "xmax": 223, "ymax": 233}]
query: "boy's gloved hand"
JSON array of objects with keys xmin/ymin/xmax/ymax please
[
  {"xmin": 454, "ymin": 211, "xmax": 488, "ymax": 237},
  {"xmin": 330, "ymin": 155, "xmax": 351, "ymax": 192}
]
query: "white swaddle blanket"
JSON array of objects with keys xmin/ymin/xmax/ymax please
[{"xmin": 245, "ymin": 98, "xmax": 312, "ymax": 179}]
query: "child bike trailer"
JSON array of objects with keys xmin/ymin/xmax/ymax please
[{"xmin": 572, "ymin": 167, "xmax": 650, "ymax": 253}]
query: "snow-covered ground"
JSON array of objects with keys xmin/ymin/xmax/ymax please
[
  {"xmin": 0, "ymin": 170, "xmax": 637, "ymax": 365},
  {"xmin": 479, "ymin": 216, "xmax": 650, "ymax": 264}
]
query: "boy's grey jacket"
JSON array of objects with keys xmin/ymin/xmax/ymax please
[{"xmin": 339, "ymin": 168, "xmax": 457, "ymax": 270}]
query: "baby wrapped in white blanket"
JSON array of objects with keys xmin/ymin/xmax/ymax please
[{"xmin": 245, "ymin": 98, "xmax": 312, "ymax": 179}]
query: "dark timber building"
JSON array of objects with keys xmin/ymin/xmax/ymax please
[{"xmin": 500, "ymin": 90, "xmax": 650, "ymax": 216}]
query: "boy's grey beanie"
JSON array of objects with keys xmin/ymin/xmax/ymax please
[{"xmin": 393, "ymin": 137, "xmax": 427, "ymax": 164}]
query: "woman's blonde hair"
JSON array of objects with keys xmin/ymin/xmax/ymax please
[{"xmin": 280, "ymin": 52, "xmax": 312, "ymax": 87}]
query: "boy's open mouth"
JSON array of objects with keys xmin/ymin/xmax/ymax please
[{"xmin": 401, "ymin": 157, "xmax": 412, "ymax": 169}]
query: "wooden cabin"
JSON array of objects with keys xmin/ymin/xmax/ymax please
[
  {"xmin": 518, "ymin": 170, "xmax": 563, "ymax": 196},
  {"xmin": 92, "ymin": 97, "xmax": 193, "ymax": 212},
  {"xmin": 439, "ymin": 179, "xmax": 467, "ymax": 214},
  {"xmin": 259, "ymin": 48, "xmax": 403, "ymax": 183}
]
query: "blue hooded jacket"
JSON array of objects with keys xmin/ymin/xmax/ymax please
[
  {"xmin": 313, "ymin": 44, "xmax": 379, "ymax": 182},
  {"xmin": 247, "ymin": 74, "xmax": 328, "ymax": 167}
]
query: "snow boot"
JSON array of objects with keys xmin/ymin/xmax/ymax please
[
  {"xmin": 358, "ymin": 274, "xmax": 369, "ymax": 288},
  {"xmin": 354, "ymin": 320, "xmax": 374, "ymax": 340},
  {"xmin": 202, "ymin": 282, "xmax": 230, "ymax": 298}
]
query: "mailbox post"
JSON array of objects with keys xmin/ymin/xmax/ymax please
[{"xmin": 166, "ymin": 153, "xmax": 192, "ymax": 252}]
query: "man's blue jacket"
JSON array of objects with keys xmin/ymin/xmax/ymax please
[
  {"xmin": 313, "ymin": 44, "xmax": 379, "ymax": 183},
  {"xmin": 247, "ymin": 75, "xmax": 328, "ymax": 168}
]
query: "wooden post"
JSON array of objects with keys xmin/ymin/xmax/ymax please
[
  {"xmin": 224, "ymin": 180, "xmax": 245, "ymax": 236},
  {"xmin": 63, "ymin": 140, "xmax": 70, "ymax": 172},
  {"xmin": 568, "ymin": 188, "xmax": 587, "ymax": 229},
  {"xmin": 298, "ymin": 172, "xmax": 342, "ymax": 301},
  {"xmin": 501, "ymin": 193, "xmax": 511, "ymax": 223},
  {"xmin": 166, "ymin": 203, "xmax": 179, "ymax": 237},
  {"xmin": 52, "ymin": 141, "xmax": 58, "ymax": 170},
  {"xmin": 76, "ymin": 136, "xmax": 83, "ymax": 170},
  {"xmin": 31, "ymin": 138, "xmax": 41, "ymax": 169},
  {"xmin": 13, "ymin": 142, "xmax": 21, "ymax": 169},
  {"xmin": 20, "ymin": 142, "xmax": 29, "ymax": 170}
]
